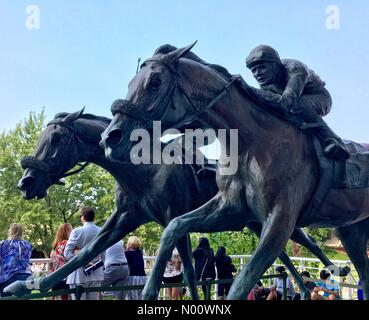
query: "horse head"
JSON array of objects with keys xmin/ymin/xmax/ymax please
[
  {"xmin": 18, "ymin": 108, "xmax": 87, "ymax": 200},
  {"xmin": 100, "ymin": 42, "xmax": 229, "ymax": 163}
]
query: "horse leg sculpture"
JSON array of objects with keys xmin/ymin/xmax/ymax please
[
  {"xmin": 335, "ymin": 218, "xmax": 369, "ymax": 300},
  {"xmin": 227, "ymin": 210, "xmax": 296, "ymax": 299},
  {"xmin": 247, "ymin": 223, "xmax": 311, "ymax": 300},
  {"xmin": 290, "ymin": 229, "xmax": 350, "ymax": 277},
  {"xmin": 175, "ymin": 234, "xmax": 199, "ymax": 300},
  {"xmin": 4, "ymin": 209, "xmax": 148, "ymax": 296},
  {"xmin": 246, "ymin": 223, "xmax": 352, "ymax": 299},
  {"xmin": 142, "ymin": 195, "xmax": 247, "ymax": 300},
  {"xmin": 148, "ymin": 193, "xmax": 298, "ymax": 301},
  {"xmin": 5, "ymin": 208, "xmax": 200, "ymax": 300}
]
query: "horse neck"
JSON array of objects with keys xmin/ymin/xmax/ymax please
[
  {"xmin": 74, "ymin": 119, "xmax": 144, "ymax": 190},
  {"xmin": 204, "ymin": 85, "xmax": 307, "ymax": 157},
  {"xmin": 205, "ymin": 85, "xmax": 318, "ymax": 214},
  {"xmin": 178, "ymin": 59, "xmax": 295, "ymax": 155}
]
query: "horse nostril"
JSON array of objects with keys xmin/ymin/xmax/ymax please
[
  {"xmin": 18, "ymin": 176, "xmax": 35, "ymax": 190},
  {"xmin": 106, "ymin": 129, "xmax": 123, "ymax": 148}
]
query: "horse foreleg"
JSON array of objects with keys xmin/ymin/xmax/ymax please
[
  {"xmin": 142, "ymin": 194, "xmax": 245, "ymax": 300},
  {"xmin": 4, "ymin": 209, "xmax": 148, "ymax": 297},
  {"xmin": 336, "ymin": 220, "xmax": 369, "ymax": 300},
  {"xmin": 227, "ymin": 208, "xmax": 296, "ymax": 300},
  {"xmin": 175, "ymin": 234, "xmax": 199, "ymax": 300},
  {"xmin": 291, "ymin": 228, "xmax": 350, "ymax": 277},
  {"xmin": 247, "ymin": 222, "xmax": 311, "ymax": 300}
]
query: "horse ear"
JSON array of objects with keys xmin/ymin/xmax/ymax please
[
  {"xmin": 62, "ymin": 107, "xmax": 85, "ymax": 124},
  {"xmin": 166, "ymin": 41, "xmax": 198, "ymax": 63},
  {"xmin": 54, "ymin": 112, "xmax": 70, "ymax": 120},
  {"xmin": 154, "ymin": 44, "xmax": 178, "ymax": 55}
]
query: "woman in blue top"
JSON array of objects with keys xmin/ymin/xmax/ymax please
[{"xmin": 0, "ymin": 224, "xmax": 32, "ymax": 297}]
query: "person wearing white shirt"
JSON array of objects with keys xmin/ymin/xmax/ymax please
[{"xmin": 64, "ymin": 207, "xmax": 105, "ymax": 300}]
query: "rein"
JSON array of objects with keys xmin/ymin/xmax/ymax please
[{"xmin": 110, "ymin": 58, "xmax": 237, "ymax": 129}]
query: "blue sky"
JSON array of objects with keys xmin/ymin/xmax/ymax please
[{"xmin": 0, "ymin": 0, "xmax": 368, "ymax": 143}]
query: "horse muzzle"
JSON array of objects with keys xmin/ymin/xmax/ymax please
[{"xmin": 18, "ymin": 170, "xmax": 48, "ymax": 200}]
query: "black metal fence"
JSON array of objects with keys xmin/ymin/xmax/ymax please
[{"xmin": 0, "ymin": 272, "xmax": 288, "ymax": 301}]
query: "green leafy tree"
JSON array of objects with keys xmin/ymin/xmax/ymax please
[
  {"xmin": 0, "ymin": 111, "xmax": 47, "ymax": 244},
  {"xmin": 189, "ymin": 230, "xmax": 259, "ymax": 257},
  {"xmin": 296, "ymin": 228, "xmax": 331, "ymax": 258}
]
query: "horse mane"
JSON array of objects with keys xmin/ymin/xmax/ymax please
[
  {"xmin": 153, "ymin": 44, "xmax": 232, "ymax": 81},
  {"xmin": 53, "ymin": 112, "xmax": 111, "ymax": 126},
  {"xmin": 153, "ymin": 44, "xmax": 303, "ymax": 132}
]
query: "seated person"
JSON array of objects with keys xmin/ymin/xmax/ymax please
[
  {"xmin": 253, "ymin": 280, "xmax": 270, "ymax": 300},
  {"xmin": 301, "ymin": 271, "xmax": 317, "ymax": 292},
  {"xmin": 293, "ymin": 270, "xmax": 317, "ymax": 300},
  {"xmin": 311, "ymin": 269, "xmax": 340, "ymax": 300},
  {"xmin": 267, "ymin": 266, "xmax": 297, "ymax": 300}
]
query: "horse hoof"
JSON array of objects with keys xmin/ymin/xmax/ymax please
[
  {"xmin": 3, "ymin": 280, "xmax": 31, "ymax": 297},
  {"xmin": 301, "ymin": 290, "xmax": 312, "ymax": 300},
  {"xmin": 142, "ymin": 289, "xmax": 159, "ymax": 300},
  {"xmin": 339, "ymin": 266, "xmax": 351, "ymax": 277}
]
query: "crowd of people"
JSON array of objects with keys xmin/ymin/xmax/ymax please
[
  {"xmin": 0, "ymin": 207, "xmax": 148, "ymax": 300},
  {"xmin": 247, "ymin": 267, "xmax": 341, "ymax": 301},
  {"xmin": 0, "ymin": 208, "xmax": 357, "ymax": 300}
]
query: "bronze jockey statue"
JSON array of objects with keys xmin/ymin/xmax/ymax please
[{"xmin": 233, "ymin": 45, "xmax": 350, "ymax": 161}]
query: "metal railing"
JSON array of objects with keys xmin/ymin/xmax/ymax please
[
  {"xmin": 0, "ymin": 273, "xmax": 288, "ymax": 301},
  {"xmin": 140, "ymin": 255, "xmax": 359, "ymax": 300},
  {"xmin": 28, "ymin": 255, "xmax": 359, "ymax": 300},
  {"xmin": 226, "ymin": 255, "xmax": 358, "ymax": 300}
]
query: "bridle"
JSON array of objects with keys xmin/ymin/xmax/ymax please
[
  {"xmin": 20, "ymin": 119, "xmax": 90, "ymax": 186},
  {"xmin": 110, "ymin": 58, "xmax": 237, "ymax": 130}
]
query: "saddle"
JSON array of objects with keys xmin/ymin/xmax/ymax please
[
  {"xmin": 297, "ymin": 138, "xmax": 369, "ymax": 227},
  {"xmin": 296, "ymin": 137, "xmax": 369, "ymax": 227}
]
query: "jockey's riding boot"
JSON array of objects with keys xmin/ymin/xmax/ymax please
[
  {"xmin": 299, "ymin": 107, "xmax": 350, "ymax": 161},
  {"xmin": 323, "ymin": 137, "xmax": 350, "ymax": 160}
]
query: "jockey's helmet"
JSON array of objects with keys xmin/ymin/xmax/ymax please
[{"xmin": 246, "ymin": 45, "xmax": 282, "ymax": 69}]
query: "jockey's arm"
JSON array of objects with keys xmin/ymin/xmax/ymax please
[
  {"xmin": 280, "ymin": 64, "xmax": 309, "ymax": 110},
  {"xmin": 232, "ymin": 74, "xmax": 282, "ymax": 108}
]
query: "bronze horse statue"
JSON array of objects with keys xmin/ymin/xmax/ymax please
[
  {"xmin": 100, "ymin": 43, "xmax": 369, "ymax": 300},
  {"xmin": 5, "ymin": 111, "xmax": 347, "ymax": 299}
]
